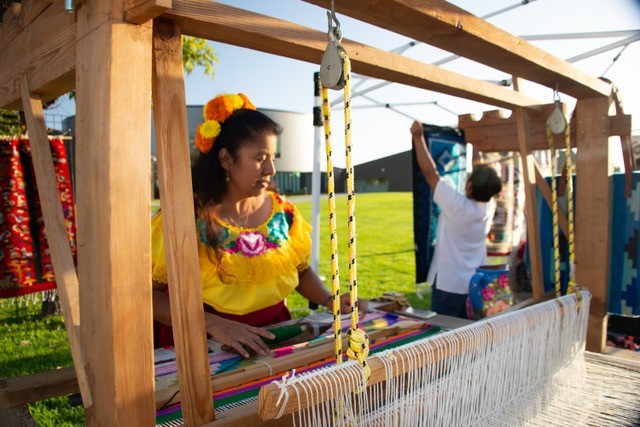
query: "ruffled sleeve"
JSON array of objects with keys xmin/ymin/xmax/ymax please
[
  {"xmin": 284, "ymin": 199, "xmax": 312, "ymax": 272},
  {"xmin": 151, "ymin": 211, "xmax": 169, "ymax": 285}
]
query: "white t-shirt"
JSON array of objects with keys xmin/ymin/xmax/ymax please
[{"xmin": 426, "ymin": 178, "xmax": 495, "ymax": 294}]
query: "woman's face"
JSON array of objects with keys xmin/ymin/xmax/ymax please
[{"xmin": 225, "ymin": 133, "xmax": 278, "ymax": 197}]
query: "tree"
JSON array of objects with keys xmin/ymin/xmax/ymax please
[{"xmin": 183, "ymin": 36, "xmax": 217, "ymax": 78}]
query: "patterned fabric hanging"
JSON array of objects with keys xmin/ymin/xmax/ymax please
[{"xmin": 0, "ymin": 137, "xmax": 76, "ymax": 299}]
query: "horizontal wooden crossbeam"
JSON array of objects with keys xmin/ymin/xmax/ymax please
[
  {"xmin": 163, "ymin": 0, "xmax": 543, "ymax": 110},
  {"xmin": 459, "ymin": 104, "xmax": 632, "ymax": 152},
  {"xmin": 303, "ymin": 0, "xmax": 612, "ymax": 99},
  {"xmin": 1, "ymin": 0, "xmax": 545, "ymax": 110}
]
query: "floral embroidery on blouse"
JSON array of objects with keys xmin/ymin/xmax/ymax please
[{"xmin": 198, "ymin": 192, "xmax": 297, "ymax": 258}]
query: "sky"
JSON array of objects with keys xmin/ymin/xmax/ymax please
[{"xmin": 47, "ymin": 0, "xmax": 640, "ymax": 167}]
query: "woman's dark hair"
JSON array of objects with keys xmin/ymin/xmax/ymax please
[
  {"xmin": 468, "ymin": 164, "xmax": 502, "ymax": 202},
  {"xmin": 191, "ymin": 108, "xmax": 282, "ymax": 247},
  {"xmin": 192, "ymin": 108, "xmax": 282, "ymax": 207}
]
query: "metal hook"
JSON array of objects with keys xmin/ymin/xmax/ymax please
[
  {"xmin": 326, "ymin": 5, "xmax": 342, "ymax": 42},
  {"xmin": 553, "ymin": 83, "xmax": 562, "ymax": 104}
]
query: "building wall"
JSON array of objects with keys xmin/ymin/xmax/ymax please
[
  {"xmin": 185, "ymin": 107, "xmax": 318, "ymax": 195},
  {"xmin": 354, "ymin": 151, "xmax": 413, "ymax": 192}
]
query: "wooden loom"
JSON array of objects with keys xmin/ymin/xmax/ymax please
[{"xmin": 0, "ymin": 0, "xmax": 635, "ymax": 425}]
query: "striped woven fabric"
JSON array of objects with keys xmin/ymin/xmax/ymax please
[{"xmin": 155, "ymin": 311, "xmax": 440, "ymax": 426}]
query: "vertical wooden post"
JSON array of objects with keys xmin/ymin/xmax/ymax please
[
  {"xmin": 20, "ymin": 80, "xmax": 93, "ymax": 408},
  {"xmin": 152, "ymin": 18, "xmax": 215, "ymax": 425},
  {"xmin": 75, "ymin": 0, "xmax": 155, "ymax": 424},
  {"xmin": 514, "ymin": 108, "xmax": 545, "ymax": 299},
  {"xmin": 574, "ymin": 97, "xmax": 611, "ymax": 353}
]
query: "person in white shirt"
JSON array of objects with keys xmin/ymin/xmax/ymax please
[{"xmin": 410, "ymin": 121, "xmax": 502, "ymax": 318}]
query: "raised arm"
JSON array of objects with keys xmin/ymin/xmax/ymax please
[{"xmin": 410, "ymin": 120, "xmax": 440, "ymax": 190}]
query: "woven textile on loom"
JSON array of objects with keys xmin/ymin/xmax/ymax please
[
  {"xmin": 154, "ymin": 310, "xmax": 441, "ymax": 426},
  {"xmin": 537, "ymin": 172, "xmax": 639, "ymax": 314},
  {"xmin": 0, "ymin": 138, "xmax": 76, "ymax": 299},
  {"xmin": 261, "ymin": 291, "xmax": 640, "ymax": 426}
]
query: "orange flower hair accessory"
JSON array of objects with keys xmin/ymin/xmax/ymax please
[{"xmin": 195, "ymin": 93, "xmax": 256, "ymax": 154}]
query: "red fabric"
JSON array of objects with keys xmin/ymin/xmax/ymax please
[
  {"xmin": 154, "ymin": 301, "xmax": 292, "ymax": 348},
  {"xmin": 0, "ymin": 138, "xmax": 76, "ymax": 294}
]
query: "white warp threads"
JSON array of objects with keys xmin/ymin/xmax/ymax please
[{"xmin": 269, "ymin": 291, "xmax": 640, "ymax": 426}]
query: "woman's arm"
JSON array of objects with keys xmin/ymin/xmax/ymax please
[
  {"xmin": 152, "ymin": 280, "xmax": 275, "ymax": 358},
  {"xmin": 296, "ymin": 268, "xmax": 369, "ymax": 317}
]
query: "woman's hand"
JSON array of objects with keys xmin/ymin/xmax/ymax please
[
  {"xmin": 204, "ymin": 313, "xmax": 275, "ymax": 358},
  {"xmin": 324, "ymin": 294, "xmax": 369, "ymax": 320}
]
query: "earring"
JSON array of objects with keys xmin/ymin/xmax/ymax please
[{"xmin": 225, "ymin": 171, "xmax": 230, "ymax": 182}]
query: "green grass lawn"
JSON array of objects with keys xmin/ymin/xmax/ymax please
[{"xmin": 0, "ymin": 191, "xmax": 427, "ymax": 425}]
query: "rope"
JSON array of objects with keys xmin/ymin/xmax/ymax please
[
  {"xmin": 321, "ymin": 84, "xmax": 343, "ymax": 364},
  {"xmin": 562, "ymin": 122, "xmax": 577, "ymax": 297},
  {"xmin": 321, "ymin": 44, "xmax": 370, "ymax": 383},
  {"xmin": 547, "ymin": 112, "xmax": 578, "ymax": 301},
  {"xmin": 546, "ymin": 125, "xmax": 561, "ymax": 297}
]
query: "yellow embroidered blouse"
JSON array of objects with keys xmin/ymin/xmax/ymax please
[{"xmin": 151, "ymin": 192, "xmax": 311, "ymax": 315}]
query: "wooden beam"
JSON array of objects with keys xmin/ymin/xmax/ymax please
[
  {"xmin": 0, "ymin": 0, "xmax": 51, "ymax": 47},
  {"xmin": 513, "ymin": 108, "xmax": 545, "ymax": 300},
  {"xmin": 574, "ymin": 97, "xmax": 611, "ymax": 353},
  {"xmin": 152, "ymin": 17, "xmax": 215, "ymax": 425},
  {"xmin": 163, "ymin": 0, "xmax": 543, "ymax": 110},
  {"xmin": 303, "ymin": 0, "xmax": 612, "ymax": 99},
  {"xmin": 125, "ymin": 0, "xmax": 172, "ymax": 24},
  {"xmin": 20, "ymin": 80, "xmax": 93, "ymax": 408},
  {"xmin": 75, "ymin": 0, "xmax": 155, "ymax": 424},
  {"xmin": 0, "ymin": 368, "xmax": 77, "ymax": 410},
  {"xmin": 0, "ymin": 405, "xmax": 37, "ymax": 427},
  {"xmin": 0, "ymin": 3, "xmax": 75, "ymax": 110},
  {"xmin": 459, "ymin": 106, "xmax": 630, "ymax": 152}
]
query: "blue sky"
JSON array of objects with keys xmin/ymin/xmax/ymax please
[{"xmin": 49, "ymin": 0, "xmax": 640, "ymax": 167}]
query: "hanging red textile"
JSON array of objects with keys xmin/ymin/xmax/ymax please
[{"xmin": 0, "ymin": 137, "xmax": 76, "ymax": 299}]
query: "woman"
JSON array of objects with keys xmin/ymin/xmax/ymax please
[{"xmin": 152, "ymin": 94, "xmax": 366, "ymax": 357}]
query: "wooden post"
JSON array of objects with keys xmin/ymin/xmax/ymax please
[
  {"xmin": 513, "ymin": 107, "xmax": 545, "ymax": 299},
  {"xmin": 574, "ymin": 97, "xmax": 611, "ymax": 353},
  {"xmin": 20, "ymin": 80, "xmax": 93, "ymax": 408},
  {"xmin": 75, "ymin": 0, "xmax": 155, "ymax": 424},
  {"xmin": 151, "ymin": 18, "xmax": 215, "ymax": 425}
]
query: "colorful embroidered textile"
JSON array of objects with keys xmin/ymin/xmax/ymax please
[
  {"xmin": 0, "ymin": 138, "xmax": 76, "ymax": 297},
  {"xmin": 151, "ymin": 191, "xmax": 311, "ymax": 315}
]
